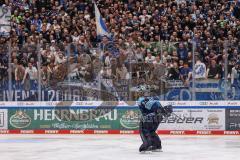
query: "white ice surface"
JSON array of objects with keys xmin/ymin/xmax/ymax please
[{"xmin": 0, "ymin": 135, "xmax": 240, "ymax": 160}]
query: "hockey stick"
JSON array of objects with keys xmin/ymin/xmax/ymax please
[{"xmin": 170, "ymin": 112, "xmax": 183, "ymax": 119}]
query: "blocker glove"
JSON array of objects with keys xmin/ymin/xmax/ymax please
[
  {"xmin": 156, "ymin": 105, "xmax": 173, "ymax": 118},
  {"xmin": 163, "ymin": 105, "xmax": 173, "ymax": 117}
]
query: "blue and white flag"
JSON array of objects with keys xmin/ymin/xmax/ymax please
[{"xmin": 94, "ymin": 2, "xmax": 111, "ymax": 37}]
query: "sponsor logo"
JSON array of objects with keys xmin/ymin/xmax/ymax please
[
  {"xmin": 229, "ymin": 109, "xmax": 240, "ymax": 117},
  {"xmin": 0, "ymin": 130, "xmax": 9, "ymax": 134},
  {"xmin": 226, "ymin": 109, "xmax": 240, "ymax": 130},
  {"xmin": 0, "ymin": 112, "xmax": 4, "ymax": 127},
  {"xmin": 204, "ymin": 112, "xmax": 223, "ymax": 130},
  {"xmin": 224, "ymin": 131, "xmax": 240, "ymax": 135},
  {"xmin": 167, "ymin": 102, "xmax": 176, "ymax": 105},
  {"xmin": 34, "ymin": 109, "xmax": 117, "ymax": 121},
  {"xmin": 0, "ymin": 110, "xmax": 7, "ymax": 129},
  {"xmin": 227, "ymin": 102, "xmax": 238, "ymax": 105},
  {"xmin": 94, "ymin": 130, "xmax": 108, "ymax": 134},
  {"xmin": 20, "ymin": 130, "xmax": 34, "ymax": 134},
  {"xmin": 25, "ymin": 102, "xmax": 34, "ymax": 106},
  {"xmin": 120, "ymin": 110, "xmax": 139, "ymax": 129},
  {"xmin": 120, "ymin": 130, "xmax": 135, "ymax": 134},
  {"xmin": 170, "ymin": 131, "xmax": 185, "ymax": 135},
  {"xmin": 161, "ymin": 116, "xmax": 203, "ymax": 124},
  {"xmin": 70, "ymin": 130, "xmax": 85, "ymax": 134},
  {"xmin": 197, "ymin": 131, "xmax": 211, "ymax": 135},
  {"xmin": 209, "ymin": 102, "xmax": 218, "ymax": 105},
  {"xmin": 199, "ymin": 102, "xmax": 208, "ymax": 105},
  {"xmin": 10, "ymin": 110, "xmax": 31, "ymax": 129},
  {"xmin": 45, "ymin": 130, "xmax": 59, "ymax": 134},
  {"xmin": 229, "ymin": 123, "xmax": 240, "ymax": 129},
  {"xmin": 207, "ymin": 113, "xmax": 219, "ymax": 124},
  {"xmin": 176, "ymin": 102, "xmax": 186, "ymax": 105}
]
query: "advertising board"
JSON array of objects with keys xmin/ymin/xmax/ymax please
[
  {"xmin": 0, "ymin": 109, "xmax": 8, "ymax": 129},
  {"xmin": 226, "ymin": 109, "xmax": 240, "ymax": 130},
  {"xmin": 8, "ymin": 108, "xmax": 141, "ymax": 130},
  {"xmin": 158, "ymin": 109, "xmax": 225, "ymax": 130}
]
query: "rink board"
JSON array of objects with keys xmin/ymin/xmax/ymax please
[
  {"xmin": 0, "ymin": 101, "xmax": 240, "ymax": 135},
  {"xmin": 0, "ymin": 129, "xmax": 240, "ymax": 135}
]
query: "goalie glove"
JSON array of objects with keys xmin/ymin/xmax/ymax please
[{"xmin": 163, "ymin": 105, "xmax": 173, "ymax": 117}]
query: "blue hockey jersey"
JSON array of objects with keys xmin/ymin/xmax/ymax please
[{"xmin": 137, "ymin": 97, "xmax": 162, "ymax": 115}]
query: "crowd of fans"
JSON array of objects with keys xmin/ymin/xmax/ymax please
[{"xmin": 0, "ymin": 0, "xmax": 240, "ymax": 91}]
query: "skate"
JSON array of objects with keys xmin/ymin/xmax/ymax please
[
  {"xmin": 151, "ymin": 148, "xmax": 163, "ymax": 152},
  {"xmin": 151, "ymin": 146, "xmax": 163, "ymax": 152},
  {"xmin": 139, "ymin": 145, "xmax": 154, "ymax": 153}
]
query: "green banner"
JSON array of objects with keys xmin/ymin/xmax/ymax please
[{"xmin": 8, "ymin": 108, "xmax": 140, "ymax": 130}]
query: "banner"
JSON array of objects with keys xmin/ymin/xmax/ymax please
[
  {"xmin": 0, "ymin": 109, "xmax": 8, "ymax": 129},
  {"xmin": 0, "ymin": 5, "xmax": 11, "ymax": 36},
  {"xmin": 158, "ymin": 109, "xmax": 225, "ymax": 130},
  {"xmin": 165, "ymin": 79, "xmax": 240, "ymax": 100},
  {"xmin": 226, "ymin": 109, "xmax": 240, "ymax": 130},
  {"xmin": 2, "ymin": 73, "xmax": 240, "ymax": 101},
  {"xmin": 7, "ymin": 107, "xmax": 228, "ymax": 131},
  {"xmin": 8, "ymin": 108, "xmax": 141, "ymax": 130},
  {"xmin": 1, "ymin": 104, "xmax": 240, "ymax": 134}
]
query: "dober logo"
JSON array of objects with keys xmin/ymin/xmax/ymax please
[
  {"xmin": 120, "ymin": 110, "xmax": 139, "ymax": 129},
  {"xmin": 10, "ymin": 110, "xmax": 31, "ymax": 129}
]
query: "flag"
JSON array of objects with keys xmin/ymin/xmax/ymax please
[
  {"xmin": 94, "ymin": 2, "xmax": 111, "ymax": 37},
  {"xmin": 94, "ymin": 1, "xmax": 119, "ymax": 57},
  {"xmin": 0, "ymin": 5, "xmax": 11, "ymax": 36}
]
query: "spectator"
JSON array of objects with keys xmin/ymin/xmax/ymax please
[
  {"xmin": 15, "ymin": 61, "xmax": 25, "ymax": 90},
  {"xmin": 180, "ymin": 62, "xmax": 192, "ymax": 85},
  {"xmin": 145, "ymin": 52, "xmax": 155, "ymax": 63},
  {"xmin": 231, "ymin": 61, "xmax": 240, "ymax": 87},
  {"xmin": 194, "ymin": 56, "xmax": 207, "ymax": 79},
  {"xmin": 233, "ymin": 1, "xmax": 240, "ymax": 19},
  {"xmin": 206, "ymin": 60, "xmax": 222, "ymax": 79},
  {"xmin": 55, "ymin": 52, "xmax": 66, "ymax": 65},
  {"xmin": 162, "ymin": 51, "xmax": 171, "ymax": 64},
  {"xmin": 22, "ymin": 62, "xmax": 38, "ymax": 90},
  {"xmin": 153, "ymin": 55, "xmax": 162, "ymax": 65},
  {"xmin": 171, "ymin": 51, "xmax": 179, "ymax": 62},
  {"xmin": 133, "ymin": 47, "xmax": 144, "ymax": 62},
  {"xmin": 177, "ymin": 43, "xmax": 188, "ymax": 61},
  {"xmin": 0, "ymin": 61, "xmax": 7, "ymax": 84},
  {"xmin": 167, "ymin": 62, "xmax": 180, "ymax": 80},
  {"xmin": 41, "ymin": 64, "xmax": 50, "ymax": 89},
  {"xmin": 116, "ymin": 64, "xmax": 128, "ymax": 80}
]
